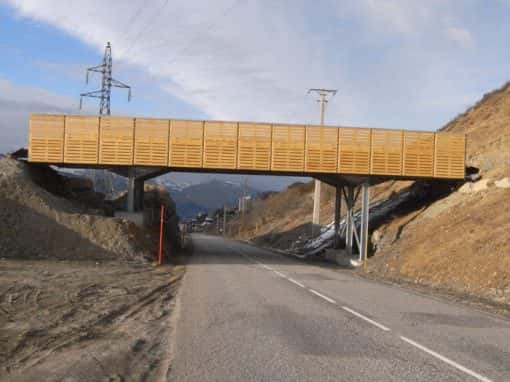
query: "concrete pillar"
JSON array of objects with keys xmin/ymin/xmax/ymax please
[
  {"xmin": 127, "ymin": 168, "xmax": 144, "ymax": 212},
  {"xmin": 334, "ymin": 186, "xmax": 341, "ymax": 248},
  {"xmin": 359, "ymin": 181, "xmax": 370, "ymax": 263},
  {"xmin": 127, "ymin": 168, "xmax": 136, "ymax": 213},
  {"xmin": 134, "ymin": 178, "xmax": 144, "ymax": 211}
]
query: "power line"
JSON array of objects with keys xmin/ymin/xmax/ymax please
[
  {"xmin": 145, "ymin": 0, "xmax": 241, "ymax": 60},
  {"xmin": 120, "ymin": 0, "xmax": 170, "ymax": 58}
]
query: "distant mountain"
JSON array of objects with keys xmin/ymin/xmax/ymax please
[
  {"xmin": 60, "ymin": 169, "xmax": 264, "ymax": 218},
  {"xmin": 165, "ymin": 179, "xmax": 261, "ymax": 218}
]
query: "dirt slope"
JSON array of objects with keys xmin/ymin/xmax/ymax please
[
  {"xmin": 233, "ymin": 82, "xmax": 510, "ymax": 309},
  {"xmin": 0, "ymin": 157, "xmax": 185, "ymax": 380},
  {"xmin": 368, "ymin": 82, "xmax": 510, "ymax": 307}
]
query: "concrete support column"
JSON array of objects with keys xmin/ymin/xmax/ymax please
[
  {"xmin": 334, "ymin": 186, "xmax": 341, "ymax": 248},
  {"xmin": 134, "ymin": 178, "xmax": 144, "ymax": 211},
  {"xmin": 359, "ymin": 181, "xmax": 370, "ymax": 263},
  {"xmin": 127, "ymin": 168, "xmax": 136, "ymax": 213},
  {"xmin": 127, "ymin": 167, "xmax": 144, "ymax": 213}
]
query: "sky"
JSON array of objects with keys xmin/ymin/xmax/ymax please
[{"xmin": 0, "ymin": 0, "xmax": 509, "ymax": 189}]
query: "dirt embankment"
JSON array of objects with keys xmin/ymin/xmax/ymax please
[
  {"xmin": 0, "ymin": 157, "xmax": 185, "ymax": 380},
  {"xmin": 367, "ymin": 82, "xmax": 510, "ymax": 308},
  {"xmin": 233, "ymin": 82, "xmax": 510, "ymax": 310}
]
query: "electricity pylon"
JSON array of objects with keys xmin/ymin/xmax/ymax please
[
  {"xmin": 80, "ymin": 42, "xmax": 132, "ymax": 198},
  {"xmin": 80, "ymin": 41, "xmax": 131, "ymax": 115}
]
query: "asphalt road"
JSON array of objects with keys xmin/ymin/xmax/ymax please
[{"xmin": 169, "ymin": 234, "xmax": 510, "ymax": 382}]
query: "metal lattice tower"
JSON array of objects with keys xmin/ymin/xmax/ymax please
[
  {"xmin": 80, "ymin": 41, "xmax": 131, "ymax": 115},
  {"xmin": 79, "ymin": 42, "xmax": 132, "ymax": 198}
]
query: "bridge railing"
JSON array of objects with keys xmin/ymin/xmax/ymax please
[{"xmin": 28, "ymin": 114, "xmax": 466, "ymax": 179}]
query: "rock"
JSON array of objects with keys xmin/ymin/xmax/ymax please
[
  {"xmin": 494, "ymin": 177, "xmax": 510, "ymax": 189},
  {"xmin": 458, "ymin": 179, "xmax": 490, "ymax": 193}
]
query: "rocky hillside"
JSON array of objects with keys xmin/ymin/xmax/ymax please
[
  {"xmin": 233, "ymin": 81, "xmax": 510, "ymax": 309},
  {"xmin": 368, "ymin": 82, "xmax": 510, "ymax": 307}
]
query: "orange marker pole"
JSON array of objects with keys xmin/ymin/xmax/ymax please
[{"xmin": 158, "ymin": 204, "xmax": 165, "ymax": 266}]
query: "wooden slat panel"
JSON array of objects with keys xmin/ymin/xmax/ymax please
[
  {"xmin": 305, "ymin": 126, "xmax": 338, "ymax": 173},
  {"xmin": 64, "ymin": 115, "xmax": 99, "ymax": 164},
  {"xmin": 271, "ymin": 124, "xmax": 305, "ymax": 172},
  {"xmin": 99, "ymin": 117, "xmax": 134, "ymax": 165},
  {"xmin": 203, "ymin": 121, "xmax": 238, "ymax": 169},
  {"xmin": 237, "ymin": 123, "xmax": 271, "ymax": 171},
  {"xmin": 338, "ymin": 127, "xmax": 371, "ymax": 174},
  {"xmin": 134, "ymin": 118, "xmax": 169, "ymax": 166},
  {"xmin": 434, "ymin": 133, "xmax": 466, "ymax": 179},
  {"xmin": 169, "ymin": 120, "xmax": 204, "ymax": 168},
  {"xmin": 29, "ymin": 114, "xmax": 64, "ymax": 163},
  {"xmin": 403, "ymin": 131, "xmax": 434, "ymax": 177},
  {"xmin": 370, "ymin": 129, "xmax": 403, "ymax": 176}
]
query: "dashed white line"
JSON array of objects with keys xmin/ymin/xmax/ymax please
[
  {"xmin": 341, "ymin": 306, "xmax": 390, "ymax": 332},
  {"xmin": 260, "ymin": 264, "xmax": 273, "ymax": 271},
  {"xmin": 399, "ymin": 336, "xmax": 492, "ymax": 382},
  {"xmin": 309, "ymin": 289, "xmax": 336, "ymax": 304},
  {"xmin": 274, "ymin": 270, "xmax": 287, "ymax": 279},
  {"xmin": 287, "ymin": 278, "xmax": 305, "ymax": 288}
]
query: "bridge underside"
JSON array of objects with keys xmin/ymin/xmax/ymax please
[{"xmin": 55, "ymin": 162, "xmax": 447, "ymax": 265}]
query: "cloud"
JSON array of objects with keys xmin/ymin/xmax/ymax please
[
  {"xmin": 1, "ymin": 0, "xmax": 496, "ymax": 137},
  {"xmin": 445, "ymin": 27, "xmax": 475, "ymax": 49},
  {"xmin": 0, "ymin": 78, "xmax": 77, "ymax": 153}
]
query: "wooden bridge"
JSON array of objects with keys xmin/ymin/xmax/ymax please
[
  {"xmin": 28, "ymin": 114, "xmax": 465, "ymax": 180},
  {"xmin": 28, "ymin": 113, "xmax": 466, "ymax": 265}
]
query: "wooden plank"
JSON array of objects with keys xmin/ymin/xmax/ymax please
[
  {"xmin": 203, "ymin": 121, "xmax": 238, "ymax": 169},
  {"xmin": 29, "ymin": 114, "xmax": 65, "ymax": 163},
  {"xmin": 403, "ymin": 131, "xmax": 435, "ymax": 177},
  {"xmin": 338, "ymin": 127, "xmax": 371, "ymax": 174},
  {"xmin": 271, "ymin": 124, "xmax": 305, "ymax": 172},
  {"xmin": 370, "ymin": 129, "xmax": 403, "ymax": 176},
  {"xmin": 169, "ymin": 119, "xmax": 204, "ymax": 168},
  {"xmin": 64, "ymin": 115, "xmax": 100, "ymax": 164},
  {"xmin": 434, "ymin": 133, "xmax": 466, "ymax": 179},
  {"xmin": 99, "ymin": 117, "xmax": 134, "ymax": 165},
  {"xmin": 134, "ymin": 118, "xmax": 169, "ymax": 166},
  {"xmin": 238, "ymin": 123, "xmax": 271, "ymax": 171},
  {"xmin": 305, "ymin": 126, "xmax": 338, "ymax": 173}
]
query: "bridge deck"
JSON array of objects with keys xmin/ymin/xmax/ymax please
[{"xmin": 28, "ymin": 114, "xmax": 466, "ymax": 180}]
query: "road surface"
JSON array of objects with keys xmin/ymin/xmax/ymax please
[{"xmin": 169, "ymin": 234, "xmax": 510, "ymax": 381}]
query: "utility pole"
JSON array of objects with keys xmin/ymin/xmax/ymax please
[
  {"xmin": 239, "ymin": 176, "xmax": 248, "ymax": 237},
  {"xmin": 223, "ymin": 206, "xmax": 227, "ymax": 237},
  {"xmin": 308, "ymin": 88, "xmax": 337, "ymax": 236},
  {"xmin": 80, "ymin": 42, "xmax": 132, "ymax": 198}
]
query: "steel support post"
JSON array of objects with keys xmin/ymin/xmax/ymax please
[
  {"xmin": 359, "ymin": 181, "xmax": 370, "ymax": 265},
  {"xmin": 345, "ymin": 186, "xmax": 355, "ymax": 255},
  {"xmin": 334, "ymin": 186, "xmax": 341, "ymax": 248}
]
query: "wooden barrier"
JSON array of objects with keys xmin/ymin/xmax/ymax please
[{"xmin": 28, "ymin": 114, "xmax": 466, "ymax": 179}]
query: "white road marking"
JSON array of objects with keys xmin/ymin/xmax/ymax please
[
  {"xmin": 309, "ymin": 289, "xmax": 337, "ymax": 304},
  {"xmin": 260, "ymin": 264, "xmax": 273, "ymax": 270},
  {"xmin": 287, "ymin": 278, "xmax": 305, "ymax": 288},
  {"xmin": 274, "ymin": 270, "xmax": 287, "ymax": 278},
  {"xmin": 341, "ymin": 306, "xmax": 390, "ymax": 332},
  {"xmin": 400, "ymin": 336, "xmax": 493, "ymax": 382}
]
